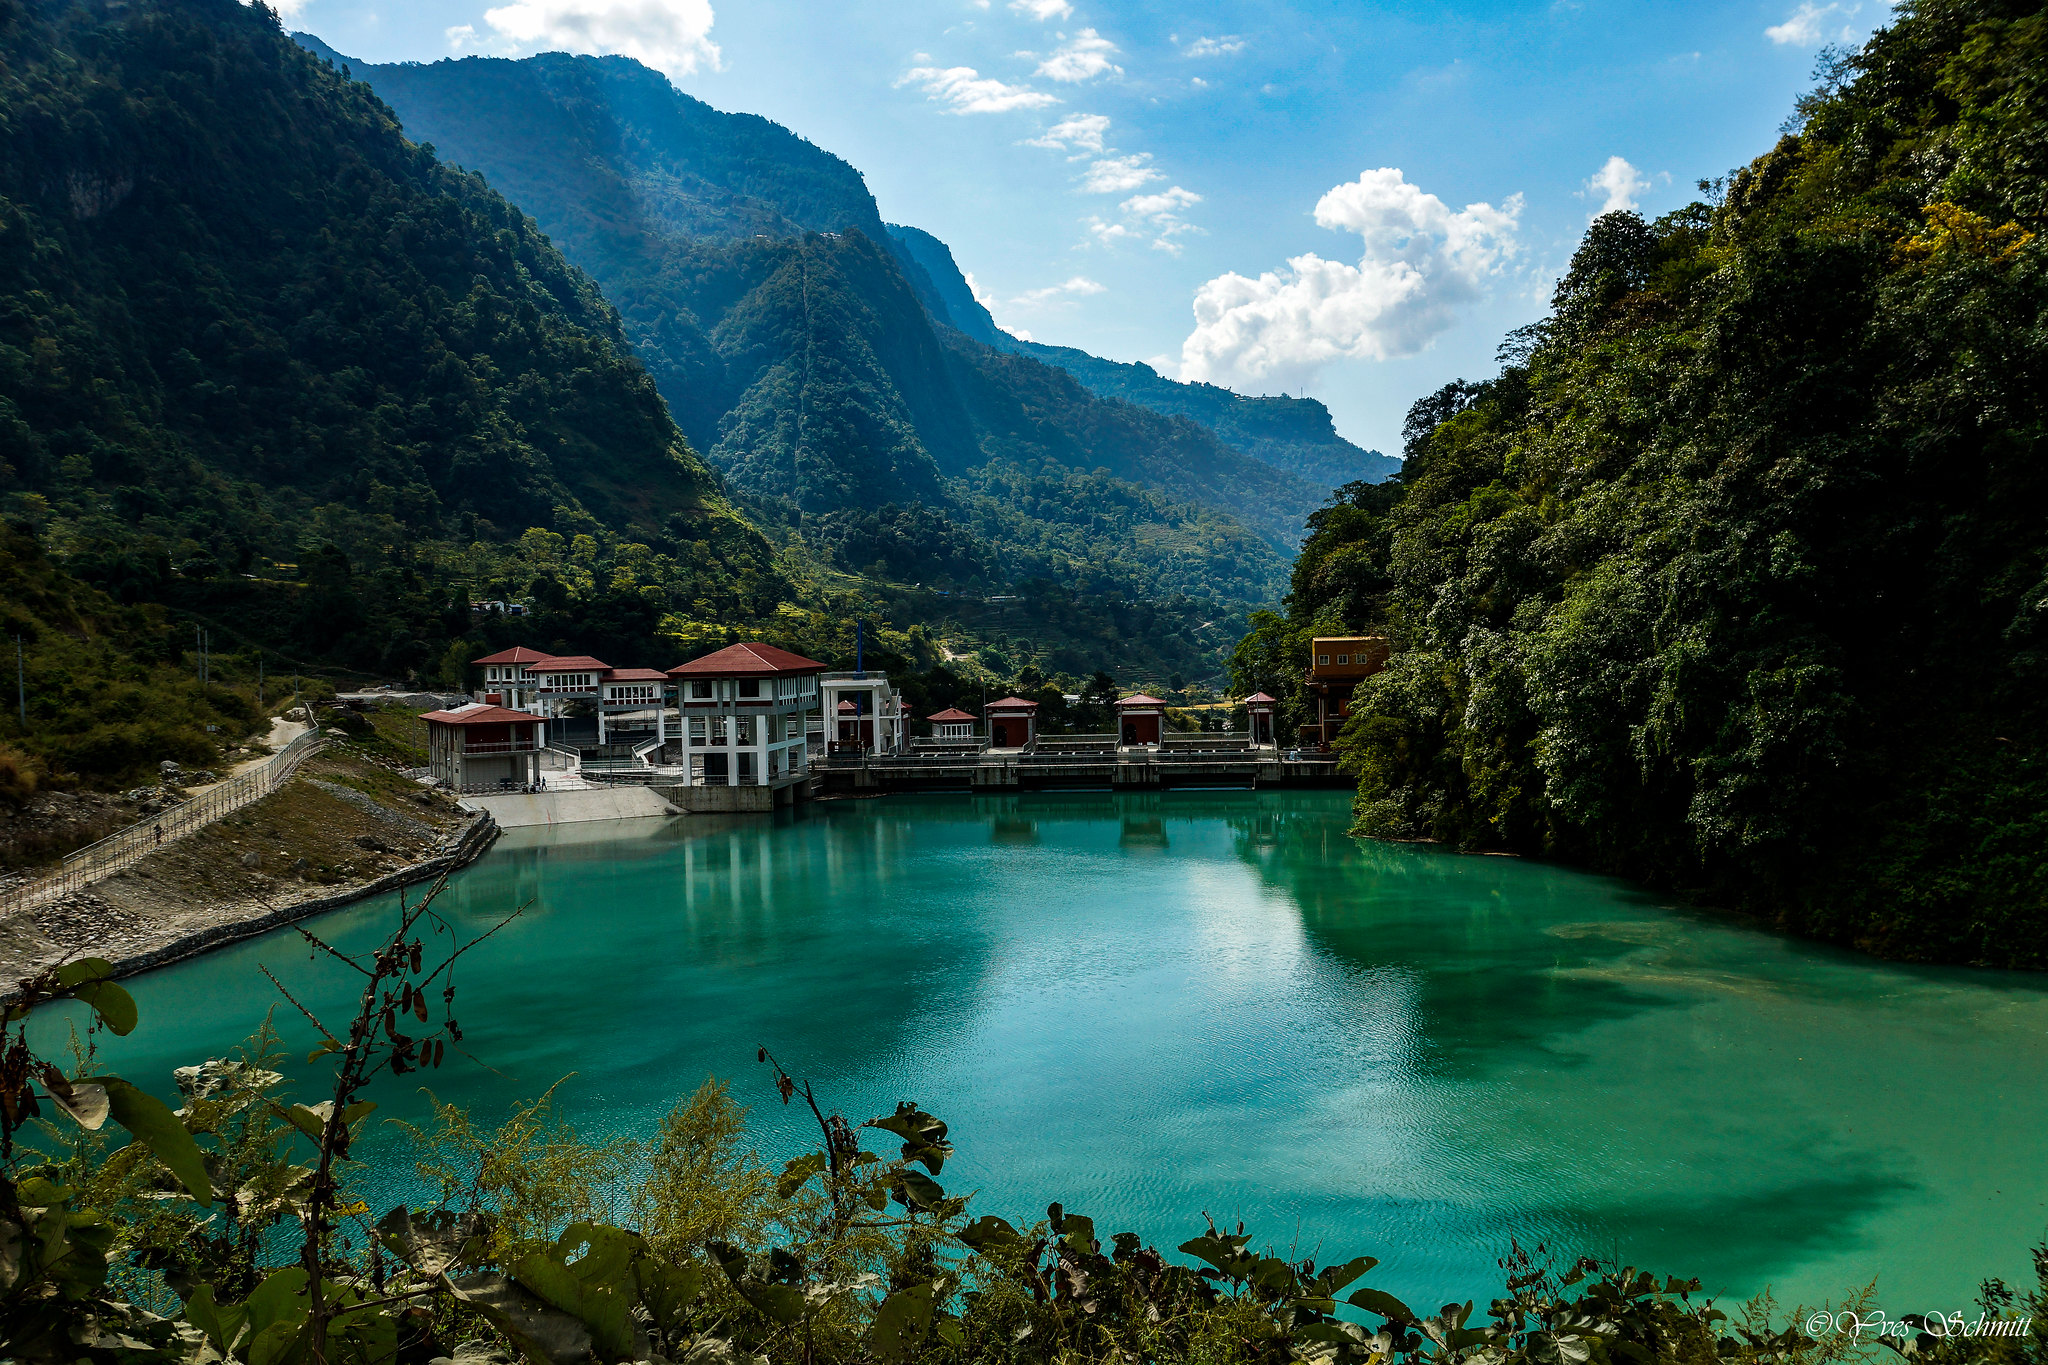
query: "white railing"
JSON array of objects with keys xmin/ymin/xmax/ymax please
[{"xmin": 0, "ymin": 729, "xmax": 325, "ymax": 920}]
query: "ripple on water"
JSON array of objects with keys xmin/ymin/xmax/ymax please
[{"xmin": 30, "ymin": 791, "xmax": 2048, "ymax": 1311}]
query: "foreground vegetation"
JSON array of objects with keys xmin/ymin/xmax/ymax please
[
  {"xmin": 4, "ymin": 899, "xmax": 2044, "ymax": 1365},
  {"xmin": 1238, "ymin": 0, "xmax": 2048, "ymax": 967}
]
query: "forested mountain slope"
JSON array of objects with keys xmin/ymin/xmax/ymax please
[
  {"xmin": 876, "ymin": 221, "xmax": 1396, "ymax": 491},
  {"xmin": 0, "ymin": 0, "xmax": 775, "ymax": 678},
  {"xmin": 1238, "ymin": 0, "xmax": 2048, "ymax": 966},
  {"xmin": 305, "ymin": 46, "xmax": 1337, "ymax": 605}
]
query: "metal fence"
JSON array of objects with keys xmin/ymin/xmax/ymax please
[{"xmin": 0, "ymin": 730, "xmax": 326, "ymax": 920}]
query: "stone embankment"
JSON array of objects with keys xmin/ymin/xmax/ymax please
[{"xmin": 0, "ymin": 745, "xmax": 500, "ymax": 985}]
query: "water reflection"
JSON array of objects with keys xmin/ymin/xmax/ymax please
[{"xmin": 31, "ymin": 791, "xmax": 2048, "ymax": 1312}]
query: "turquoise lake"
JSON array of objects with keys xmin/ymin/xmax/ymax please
[{"xmin": 33, "ymin": 790, "xmax": 2048, "ymax": 1313}]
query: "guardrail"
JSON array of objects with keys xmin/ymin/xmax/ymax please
[{"xmin": 0, "ymin": 729, "xmax": 326, "ymax": 920}]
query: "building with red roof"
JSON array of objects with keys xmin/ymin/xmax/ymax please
[
  {"xmin": 1114, "ymin": 694, "xmax": 1168, "ymax": 747},
  {"xmin": 421, "ymin": 702, "xmax": 545, "ymax": 790},
  {"xmin": 666, "ymin": 643, "xmax": 825, "ymax": 792},
  {"xmin": 984, "ymin": 697, "xmax": 1039, "ymax": 749},
  {"xmin": 927, "ymin": 707, "xmax": 978, "ymax": 741}
]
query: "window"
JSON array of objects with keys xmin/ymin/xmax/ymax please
[
  {"xmin": 1316, "ymin": 654, "xmax": 1330, "ymax": 666},
  {"xmin": 1336, "ymin": 654, "xmax": 1349, "ymax": 665},
  {"xmin": 689, "ymin": 718, "xmax": 706, "ymax": 741},
  {"xmin": 737, "ymin": 716, "xmax": 755, "ymax": 744},
  {"xmin": 691, "ymin": 681, "xmax": 711, "ymax": 699},
  {"xmin": 739, "ymin": 678, "xmax": 761, "ymax": 698}
]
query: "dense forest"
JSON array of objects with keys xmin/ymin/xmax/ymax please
[{"xmin": 1238, "ymin": 0, "xmax": 2048, "ymax": 967}]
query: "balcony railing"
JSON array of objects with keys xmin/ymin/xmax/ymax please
[{"xmin": 457, "ymin": 739, "xmax": 541, "ymax": 755}]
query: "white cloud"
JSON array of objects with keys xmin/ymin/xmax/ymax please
[
  {"xmin": 1009, "ymin": 0, "xmax": 1071, "ymax": 18},
  {"xmin": 1765, "ymin": 1, "xmax": 1853, "ymax": 44},
  {"xmin": 1086, "ymin": 217, "xmax": 1136, "ymax": 246},
  {"xmin": 962, "ymin": 270, "xmax": 1000, "ymax": 313},
  {"xmin": 1184, "ymin": 34, "xmax": 1245, "ymax": 57},
  {"xmin": 898, "ymin": 65, "xmax": 1060, "ymax": 113},
  {"xmin": 251, "ymin": 0, "xmax": 314, "ymax": 16},
  {"xmin": 1123, "ymin": 185, "xmax": 1201, "ymax": 220},
  {"xmin": 1583, "ymin": 155, "xmax": 1650, "ymax": 215},
  {"xmin": 1025, "ymin": 112, "xmax": 1111, "ymax": 156},
  {"xmin": 1081, "ymin": 153, "xmax": 1159, "ymax": 193},
  {"xmin": 467, "ymin": 0, "xmax": 721, "ymax": 78},
  {"xmin": 1178, "ymin": 167, "xmax": 1522, "ymax": 390},
  {"xmin": 1037, "ymin": 28, "xmax": 1121, "ymax": 82},
  {"xmin": 1012, "ymin": 275, "xmax": 1107, "ymax": 307}
]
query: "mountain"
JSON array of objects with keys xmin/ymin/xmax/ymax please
[
  {"xmin": 876, "ymin": 223, "xmax": 1400, "ymax": 491},
  {"xmin": 1239, "ymin": 0, "xmax": 2048, "ymax": 967},
  {"xmin": 1003, "ymin": 341, "xmax": 1399, "ymax": 492},
  {"xmin": 0, "ymin": 0, "xmax": 773, "ymax": 678},
  {"xmin": 297, "ymin": 45, "xmax": 1345, "ymax": 604}
]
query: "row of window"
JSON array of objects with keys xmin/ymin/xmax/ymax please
[{"xmin": 686, "ymin": 715, "xmax": 808, "ymax": 744}]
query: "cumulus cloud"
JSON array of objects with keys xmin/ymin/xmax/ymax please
[
  {"xmin": 464, "ymin": 0, "xmax": 721, "ymax": 77},
  {"xmin": 898, "ymin": 65, "xmax": 1060, "ymax": 113},
  {"xmin": 1183, "ymin": 34, "xmax": 1245, "ymax": 56},
  {"xmin": 1037, "ymin": 28, "xmax": 1121, "ymax": 82},
  {"xmin": 1178, "ymin": 168, "xmax": 1522, "ymax": 390},
  {"xmin": 1010, "ymin": 0, "xmax": 1071, "ymax": 18},
  {"xmin": 1765, "ymin": 1, "xmax": 1854, "ymax": 44},
  {"xmin": 1025, "ymin": 112, "xmax": 1111, "ymax": 156},
  {"xmin": 1081, "ymin": 153, "xmax": 1160, "ymax": 193},
  {"xmin": 1012, "ymin": 275, "xmax": 1107, "ymax": 307},
  {"xmin": 1583, "ymin": 155, "xmax": 1650, "ymax": 215}
]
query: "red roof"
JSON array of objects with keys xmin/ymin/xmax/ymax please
[
  {"xmin": 1116, "ymin": 694, "xmax": 1168, "ymax": 708},
  {"xmin": 985, "ymin": 696, "xmax": 1039, "ymax": 712},
  {"xmin": 607, "ymin": 668, "xmax": 668, "ymax": 682},
  {"xmin": 668, "ymin": 642, "xmax": 826, "ymax": 677},
  {"xmin": 527, "ymin": 655, "xmax": 610, "ymax": 673},
  {"xmin": 1244, "ymin": 692, "xmax": 1277, "ymax": 704},
  {"xmin": 836, "ymin": 700, "xmax": 858, "ymax": 713},
  {"xmin": 472, "ymin": 646, "xmax": 555, "ymax": 666},
  {"xmin": 927, "ymin": 708, "xmax": 977, "ymax": 723},
  {"xmin": 423, "ymin": 704, "xmax": 542, "ymax": 726}
]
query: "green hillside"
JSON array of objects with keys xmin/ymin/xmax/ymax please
[
  {"xmin": 0, "ymin": 0, "xmax": 776, "ymax": 679},
  {"xmin": 306, "ymin": 46, "xmax": 1311, "ymax": 601},
  {"xmin": 1241, "ymin": 0, "xmax": 2048, "ymax": 966}
]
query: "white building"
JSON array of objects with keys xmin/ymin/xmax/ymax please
[{"xmin": 666, "ymin": 643, "xmax": 825, "ymax": 789}]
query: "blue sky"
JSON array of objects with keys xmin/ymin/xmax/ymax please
[{"xmin": 286, "ymin": 0, "xmax": 1882, "ymax": 458}]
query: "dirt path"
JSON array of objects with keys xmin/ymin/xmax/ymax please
[{"xmin": 0, "ymin": 746, "xmax": 491, "ymax": 983}]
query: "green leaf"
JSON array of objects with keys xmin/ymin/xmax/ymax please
[
  {"xmin": 74, "ymin": 982, "xmax": 138, "ymax": 1037},
  {"xmin": 14, "ymin": 1176, "xmax": 71, "ymax": 1207},
  {"xmin": 511, "ymin": 1250, "xmax": 638, "ymax": 1359},
  {"xmin": 447, "ymin": 1272, "xmax": 595, "ymax": 1365},
  {"xmin": 871, "ymin": 1281, "xmax": 939, "ymax": 1362},
  {"xmin": 55, "ymin": 959, "xmax": 138, "ymax": 1036},
  {"xmin": 286, "ymin": 1103, "xmax": 329, "ymax": 1140},
  {"xmin": 959, "ymin": 1215, "xmax": 1024, "ymax": 1254},
  {"xmin": 306, "ymin": 1037, "xmax": 343, "ymax": 1063},
  {"xmin": 1059, "ymin": 1212, "xmax": 1095, "ymax": 1252},
  {"xmin": 103, "ymin": 1078, "xmax": 212, "ymax": 1206},
  {"xmin": 1348, "ymin": 1287, "xmax": 1419, "ymax": 1324},
  {"xmin": 896, "ymin": 1169, "xmax": 946, "ymax": 1210},
  {"xmin": 776, "ymin": 1151, "xmax": 827, "ymax": 1199},
  {"xmin": 1316, "ymin": 1256, "xmax": 1378, "ymax": 1295}
]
